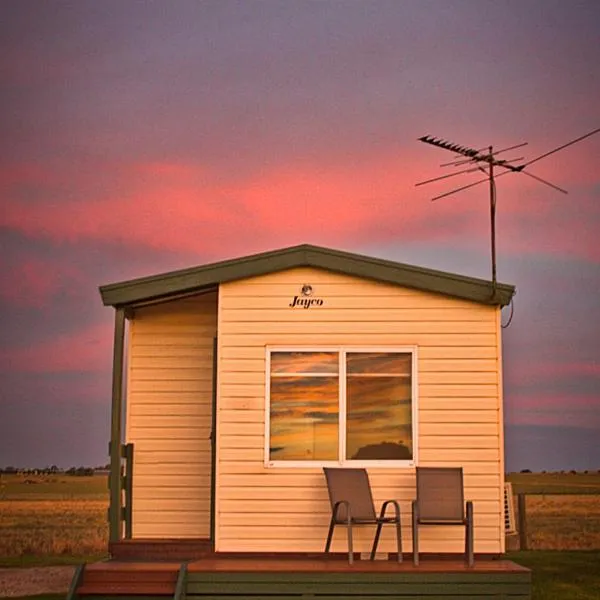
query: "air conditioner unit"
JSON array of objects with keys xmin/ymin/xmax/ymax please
[{"xmin": 504, "ymin": 482, "xmax": 517, "ymax": 535}]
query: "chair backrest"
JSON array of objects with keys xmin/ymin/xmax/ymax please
[
  {"xmin": 416, "ymin": 467, "xmax": 465, "ymax": 522},
  {"xmin": 323, "ymin": 467, "xmax": 376, "ymax": 521}
]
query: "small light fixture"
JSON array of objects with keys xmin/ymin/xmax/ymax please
[{"xmin": 301, "ymin": 284, "xmax": 313, "ymax": 297}]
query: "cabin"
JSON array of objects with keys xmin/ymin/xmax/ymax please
[{"xmin": 82, "ymin": 244, "xmax": 530, "ymax": 600}]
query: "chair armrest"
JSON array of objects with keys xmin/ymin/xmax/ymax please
[
  {"xmin": 465, "ymin": 500, "xmax": 473, "ymax": 522},
  {"xmin": 411, "ymin": 499, "xmax": 419, "ymax": 520},
  {"xmin": 378, "ymin": 499, "xmax": 401, "ymax": 520},
  {"xmin": 332, "ymin": 500, "xmax": 352, "ymax": 523}
]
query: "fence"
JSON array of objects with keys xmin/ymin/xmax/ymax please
[{"xmin": 513, "ymin": 491, "xmax": 600, "ymax": 550}]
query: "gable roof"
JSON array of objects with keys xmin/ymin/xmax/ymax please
[{"xmin": 99, "ymin": 243, "xmax": 515, "ymax": 307}]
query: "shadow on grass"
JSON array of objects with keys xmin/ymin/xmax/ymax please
[{"xmin": 508, "ymin": 550, "xmax": 600, "ymax": 600}]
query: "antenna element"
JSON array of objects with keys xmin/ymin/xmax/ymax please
[{"xmin": 416, "ymin": 128, "xmax": 600, "ymax": 299}]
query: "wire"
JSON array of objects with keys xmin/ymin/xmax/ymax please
[{"xmin": 501, "ymin": 296, "xmax": 515, "ymax": 329}]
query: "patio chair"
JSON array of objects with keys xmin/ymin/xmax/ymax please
[
  {"xmin": 411, "ymin": 466, "xmax": 474, "ymax": 566},
  {"xmin": 323, "ymin": 467, "xmax": 402, "ymax": 565}
]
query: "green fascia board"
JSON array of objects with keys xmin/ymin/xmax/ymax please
[{"xmin": 99, "ymin": 244, "xmax": 515, "ymax": 308}]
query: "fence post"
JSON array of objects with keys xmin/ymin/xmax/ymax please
[{"xmin": 518, "ymin": 493, "xmax": 528, "ymax": 550}]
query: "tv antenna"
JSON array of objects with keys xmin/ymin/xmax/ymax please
[{"xmin": 416, "ymin": 127, "xmax": 600, "ymax": 299}]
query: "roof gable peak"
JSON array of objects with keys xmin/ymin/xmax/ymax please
[{"xmin": 99, "ymin": 243, "xmax": 515, "ymax": 308}]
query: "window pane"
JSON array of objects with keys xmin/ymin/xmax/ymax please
[
  {"xmin": 270, "ymin": 376, "xmax": 339, "ymax": 460},
  {"xmin": 346, "ymin": 375, "xmax": 412, "ymax": 460},
  {"xmin": 346, "ymin": 352, "xmax": 411, "ymax": 375},
  {"xmin": 271, "ymin": 352, "xmax": 339, "ymax": 374}
]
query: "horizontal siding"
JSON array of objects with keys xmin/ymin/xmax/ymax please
[
  {"xmin": 218, "ymin": 498, "xmax": 501, "ymax": 514},
  {"xmin": 219, "ymin": 344, "xmax": 500, "ymax": 360},
  {"xmin": 221, "ymin": 307, "xmax": 491, "ymax": 321},
  {"xmin": 219, "ymin": 460, "xmax": 501, "ymax": 476},
  {"xmin": 127, "ymin": 293, "xmax": 217, "ymax": 539},
  {"xmin": 218, "ymin": 422, "xmax": 499, "ymax": 437},
  {"xmin": 219, "ymin": 357, "xmax": 500, "ymax": 373},
  {"xmin": 216, "ymin": 539, "xmax": 503, "ymax": 554},
  {"xmin": 219, "ymin": 370, "xmax": 498, "ymax": 385},
  {"xmin": 220, "ymin": 333, "xmax": 496, "ymax": 346},
  {"xmin": 217, "ymin": 267, "xmax": 504, "ymax": 554},
  {"xmin": 218, "ymin": 511, "xmax": 500, "ymax": 527}
]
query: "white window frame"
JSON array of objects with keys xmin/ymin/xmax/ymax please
[{"xmin": 264, "ymin": 346, "xmax": 418, "ymax": 468}]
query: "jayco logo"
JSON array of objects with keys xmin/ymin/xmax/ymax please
[{"xmin": 289, "ymin": 284, "xmax": 324, "ymax": 309}]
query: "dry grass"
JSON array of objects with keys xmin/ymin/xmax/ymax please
[
  {"xmin": 506, "ymin": 471, "xmax": 600, "ymax": 550},
  {"xmin": 0, "ymin": 475, "xmax": 108, "ymax": 563},
  {"xmin": 0, "ymin": 499, "xmax": 108, "ymax": 557},
  {"xmin": 522, "ymin": 495, "xmax": 600, "ymax": 550}
]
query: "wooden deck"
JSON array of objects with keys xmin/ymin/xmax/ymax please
[{"xmin": 73, "ymin": 554, "xmax": 531, "ymax": 599}]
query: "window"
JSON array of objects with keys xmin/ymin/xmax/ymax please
[{"xmin": 266, "ymin": 348, "xmax": 417, "ymax": 466}]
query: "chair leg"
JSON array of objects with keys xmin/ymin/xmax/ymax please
[
  {"xmin": 381, "ymin": 500, "xmax": 403, "ymax": 563},
  {"xmin": 395, "ymin": 509, "xmax": 403, "ymax": 563},
  {"xmin": 371, "ymin": 500, "xmax": 403, "ymax": 562},
  {"xmin": 412, "ymin": 500, "xmax": 419, "ymax": 566},
  {"xmin": 346, "ymin": 514, "xmax": 354, "ymax": 565},
  {"xmin": 465, "ymin": 501, "xmax": 474, "ymax": 567},
  {"xmin": 325, "ymin": 515, "xmax": 336, "ymax": 554},
  {"xmin": 370, "ymin": 522, "xmax": 384, "ymax": 560}
]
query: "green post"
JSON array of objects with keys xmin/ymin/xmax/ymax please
[
  {"xmin": 174, "ymin": 562, "xmax": 188, "ymax": 600},
  {"xmin": 518, "ymin": 493, "xmax": 528, "ymax": 551},
  {"xmin": 109, "ymin": 307, "xmax": 126, "ymax": 544},
  {"xmin": 123, "ymin": 442, "xmax": 134, "ymax": 539},
  {"xmin": 210, "ymin": 336, "xmax": 218, "ymax": 550}
]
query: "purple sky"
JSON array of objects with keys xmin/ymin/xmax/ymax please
[{"xmin": 1, "ymin": 1, "xmax": 599, "ymax": 471}]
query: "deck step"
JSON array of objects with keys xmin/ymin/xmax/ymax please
[
  {"xmin": 83, "ymin": 572, "xmax": 178, "ymax": 584},
  {"xmin": 71, "ymin": 557, "xmax": 531, "ymax": 599},
  {"xmin": 76, "ymin": 564, "xmax": 180, "ymax": 596},
  {"xmin": 110, "ymin": 540, "xmax": 212, "ymax": 562}
]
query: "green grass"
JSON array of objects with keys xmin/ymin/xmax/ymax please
[{"xmin": 509, "ymin": 550, "xmax": 600, "ymax": 599}]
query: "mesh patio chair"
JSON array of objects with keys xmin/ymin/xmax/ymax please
[
  {"xmin": 411, "ymin": 466, "xmax": 474, "ymax": 566},
  {"xmin": 323, "ymin": 467, "xmax": 402, "ymax": 565}
]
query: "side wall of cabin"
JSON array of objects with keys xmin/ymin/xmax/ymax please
[
  {"xmin": 126, "ymin": 292, "xmax": 217, "ymax": 538},
  {"xmin": 216, "ymin": 267, "xmax": 505, "ymax": 554}
]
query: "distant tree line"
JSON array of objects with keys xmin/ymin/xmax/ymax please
[
  {"xmin": 518, "ymin": 468, "xmax": 599, "ymax": 474},
  {"xmin": 0, "ymin": 464, "xmax": 110, "ymax": 475}
]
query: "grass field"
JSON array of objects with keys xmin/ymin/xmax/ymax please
[
  {"xmin": 1, "ymin": 471, "xmax": 599, "ymax": 563},
  {"xmin": 506, "ymin": 472, "xmax": 600, "ymax": 551},
  {"xmin": 0, "ymin": 474, "xmax": 108, "ymax": 566},
  {"xmin": 507, "ymin": 471, "xmax": 600, "ymax": 495}
]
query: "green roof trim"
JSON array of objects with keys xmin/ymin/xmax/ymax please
[{"xmin": 99, "ymin": 244, "xmax": 515, "ymax": 307}]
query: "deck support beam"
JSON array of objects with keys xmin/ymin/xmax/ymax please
[{"xmin": 109, "ymin": 306, "xmax": 127, "ymax": 544}]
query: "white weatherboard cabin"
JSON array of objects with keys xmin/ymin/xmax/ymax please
[{"xmin": 99, "ymin": 243, "xmax": 515, "ymax": 559}]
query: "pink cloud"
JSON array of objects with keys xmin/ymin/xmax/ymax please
[
  {"xmin": 1, "ymin": 153, "xmax": 598, "ymax": 262},
  {"xmin": 1, "ymin": 323, "xmax": 112, "ymax": 373},
  {"xmin": 509, "ymin": 361, "xmax": 600, "ymax": 385},
  {"xmin": 0, "ymin": 255, "xmax": 85, "ymax": 308},
  {"xmin": 505, "ymin": 393, "xmax": 600, "ymax": 429},
  {"xmin": 0, "ymin": 155, "xmax": 485, "ymax": 254}
]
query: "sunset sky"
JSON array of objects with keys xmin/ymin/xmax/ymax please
[{"xmin": 1, "ymin": 1, "xmax": 599, "ymax": 471}]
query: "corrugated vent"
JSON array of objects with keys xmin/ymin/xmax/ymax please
[{"xmin": 504, "ymin": 482, "xmax": 516, "ymax": 535}]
